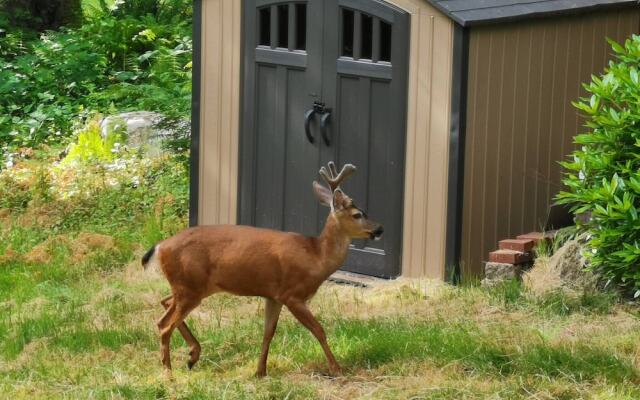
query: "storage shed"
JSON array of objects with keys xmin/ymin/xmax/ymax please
[{"xmin": 190, "ymin": 0, "xmax": 640, "ymax": 279}]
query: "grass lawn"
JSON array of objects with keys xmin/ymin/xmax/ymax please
[
  {"xmin": 1, "ymin": 155, "xmax": 639, "ymax": 399},
  {"xmin": 2, "ymin": 248, "xmax": 640, "ymax": 399}
]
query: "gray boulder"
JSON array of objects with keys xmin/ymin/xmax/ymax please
[{"xmin": 100, "ymin": 112, "xmax": 189, "ymax": 156}]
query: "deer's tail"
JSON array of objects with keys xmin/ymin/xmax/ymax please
[{"xmin": 141, "ymin": 245, "xmax": 157, "ymax": 269}]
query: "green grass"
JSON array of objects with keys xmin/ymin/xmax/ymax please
[{"xmin": 1, "ymin": 154, "xmax": 639, "ymax": 399}]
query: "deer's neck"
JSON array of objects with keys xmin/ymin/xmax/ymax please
[{"xmin": 317, "ymin": 214, "xmax": 351, "ymax": 275}]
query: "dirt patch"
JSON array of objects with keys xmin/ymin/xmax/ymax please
[
  {"xmin": 76, "ymin": 232, "xmax": 115, "ymax": 250},
  {"xmin": 0, "ymin": 208, "xmax": 10, "ymax": 220},
  {"xmin": 15, "ymin": 201, "xmax": 65, "ymax": 229},
  {"xmin": 0, "ymin": 245, "xmax": 20, "ymax": 264},
  {"xmin": 24, "ymin": 235, "xmax": 69, "ymax": 264},
  {"xmin": 68, "ymin": 232, "xmax": 116, "ymax": 263},
  {"xmin": 24, "ymin": 232, "xmax": 116, "ymax": 265}
]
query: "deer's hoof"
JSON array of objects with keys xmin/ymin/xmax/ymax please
[
  {"xmin": 187, "ymin": 360, "xmax": 197, "ymax": 370},
  {"xmin": 255, "ymin": 369, "xmax": 267, "ymax": 378}
]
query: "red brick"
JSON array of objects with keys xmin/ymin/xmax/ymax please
[
  {"xmin": 489, "ymin": 249, "xmax": 532, "ymax": 265},
  {"xmin": 516, "ymin": 231, "xmax": 557, "ymax": 244},
  {"xmin": 499, "ymin": 238, "xmax": 535, "ymax": 253}
]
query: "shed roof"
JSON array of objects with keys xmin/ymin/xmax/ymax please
[{"xmin": 426, "ymin": 0, "xmax": 639, "ymax": 26}]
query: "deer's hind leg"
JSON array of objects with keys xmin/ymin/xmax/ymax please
[
  {"xmin": 160, "ymin": 295, "xmax": 202, "ymax": 369},
  {"xmin": 157, "ymin": 295, "xmax": 200, "ymax": 371}
]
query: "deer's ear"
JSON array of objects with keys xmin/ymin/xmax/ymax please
[
  {"xmin": 313, "ymin": 181, "xmax": 332, "ymax": 207},
  {"xmin": 332, "ymin": 189, "xmax": 347, "ymax": 211}
]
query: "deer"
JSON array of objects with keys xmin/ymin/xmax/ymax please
[{"xmin": 141, "ymin": 161, "xmax": 383, "ymax": 377}]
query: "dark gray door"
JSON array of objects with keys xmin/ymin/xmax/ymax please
[{"xmin": 240, "ymin": 0, "xmax": 409, "ymax": 278}]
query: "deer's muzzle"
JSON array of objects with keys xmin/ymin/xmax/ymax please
[{"xmin": 370, "ymin": 226, "xmax": 384, "ymax": 241}]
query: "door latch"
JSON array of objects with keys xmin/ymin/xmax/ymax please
[{"xmin": 304, "ymin": 101, "xmax": 332, "ymax": 145}]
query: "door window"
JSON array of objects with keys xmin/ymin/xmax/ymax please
[
  {"xmin": 257, "ymin": 3, "xmax": 307, "ymax": 51},
  {"xmin": 341, "ymin": 8, "xmax": 392, "ymax": 63}
]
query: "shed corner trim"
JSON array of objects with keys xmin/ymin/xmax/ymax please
[
  {"xmin": 189, "ymin": 0, "xmax": 203, "ymax": 227},
  {"xmin": 444, "ymin": 23, "xmax": 469, "ymax": 282}
]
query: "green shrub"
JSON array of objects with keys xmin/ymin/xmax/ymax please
[
  {"xmin": 0, "ymin": 0, "xmax": 192, "ymax": 166},
  {"xmin": 557, "ymin": 35, "xmax": 640, "ymax": 296},
  {"xmin": 62, "ymin": 120, "xmax": 124, "ymax": 164}
]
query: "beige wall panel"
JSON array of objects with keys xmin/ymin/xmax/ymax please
[
  {"xmin": 387, "ymin": 0, "xmax": 454, "ymax": 278},
  {"xmin": 462, "ymin": 9, "xmax": 640, "ymax": 276},
  {"xmin": 199, "ymin": 0, "xmax": 241, "ymax": 225}
]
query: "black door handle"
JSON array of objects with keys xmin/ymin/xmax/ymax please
[
  {"xmin": 320, "ymin": 110, "xmax": 331, "ymax": 146},
  {"xmin": 304, "ymin": 108, "xmax": 316, "ymax": 143}
]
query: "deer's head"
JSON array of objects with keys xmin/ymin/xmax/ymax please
[{"xmin": 312, "ymin": 162, "xmax": 384, "ymax": 240}]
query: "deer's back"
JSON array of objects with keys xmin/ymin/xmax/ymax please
[{"xmin": 157, "ymin": 225, "xmax": 322, "ymax": 299}]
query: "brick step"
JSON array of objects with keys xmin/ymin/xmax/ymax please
[
  {"xmin": 499, "ymin": 238, "xmax": 535, "ymax": 253},
  {"xmin": 516, "ymin": 230, "xmax": 557, "ymax": 245},
  {"xmin": 489, "ymin": 249, "xmax": 532, "ymax": 265}
]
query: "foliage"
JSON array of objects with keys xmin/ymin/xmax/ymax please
[
  {"xmin": 62, "ymin": 119, "xmax": 124, "ymax": 164},
  {"xmin": 0, "ymin": 0, "xmax": 192, "ymax": 166},
  {"xmin": 557, "ymin": 34, "xmax": 640, "ymax": 295},
  {"xmin": 533, "ymin": 227, "xmax": 577, "ymax": 259}
]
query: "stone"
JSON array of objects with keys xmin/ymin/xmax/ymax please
[
  {"xmin": 100, "ymin": 111, "xmax": 189, "ymax": 156},
  {"xmin": 481, "ymin": 262, "xmax": 522, "ymax": 287}
]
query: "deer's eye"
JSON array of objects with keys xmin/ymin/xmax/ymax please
[{"xmin": 352, "ymin": 213, "xmax": 363, "ymax": 219}]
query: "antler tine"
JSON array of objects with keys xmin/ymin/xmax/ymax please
[
  {"xmin": 319, "ymin": 166, "xmax": 335, "ymax": 191},
  {"xmin": 335, "ymin": 164, "xmax": 356, "ymax": 185},
  {"xmin": 318, "ymin": 162, "xmax": 356, "ymax": 192},
  {"xmin": 328, "ymin": 161, "xmax": 339, "ymax": 179}
]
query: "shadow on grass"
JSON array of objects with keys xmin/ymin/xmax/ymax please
[
  {"xmin": 184, "ymin": 316, "xmax": 637, "ymax": 384},
  {"xmin": 310, "ymin": 319, "xmax": 635, "ymax": 383}
]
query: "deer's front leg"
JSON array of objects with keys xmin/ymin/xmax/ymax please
[
  {"xmin": 256, "ymin": 297, "xmax": 283, "ymax": 377},
  {"xmin": 285, "ymin": 300, "xmax": 342, "ymax": 376}
]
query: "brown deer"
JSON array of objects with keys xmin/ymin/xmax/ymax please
[{"xmin": 142, "ymin": 162, "xmax": 383, "ymax": 377}]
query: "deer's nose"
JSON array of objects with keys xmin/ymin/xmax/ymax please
[{"xmin": 373, "ymin": 226, "xmax": 384, "ymax": 240}]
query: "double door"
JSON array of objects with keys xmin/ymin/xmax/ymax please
[{"xmin": 239, "ymin": 0, "xmax": 409, "ymax": 278}]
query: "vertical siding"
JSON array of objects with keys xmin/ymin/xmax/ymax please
[
  {"xmin": 199, "ymin": 0, "xmax": 242, "ymax": 225},
  {"xmin": 389, "ymin": 0, "xmax": 454, "ymax": 278},
  {"xmin": 462, "ymin": 8, "xmax": 640, "ymax": 276}
]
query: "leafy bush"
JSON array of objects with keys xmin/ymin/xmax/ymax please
[
  {"xmin": 0, "ymin": 0, "xmax": 192, "ymax": 165},
  {"xmin": 557, "ymin": 35, "xmax": 640, "ymax": 295},
  {"xmin": 0, "ymin": 28, "xmax": 107, "ymax": 148},
  {"xmin": 62, "ymin": 120, "xmax": 124, "ymax": 164}
]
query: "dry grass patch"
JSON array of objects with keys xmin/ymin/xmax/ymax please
[{"xmin": 22, "ymin": 231, "xmax": 116, "ymax": 265}]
